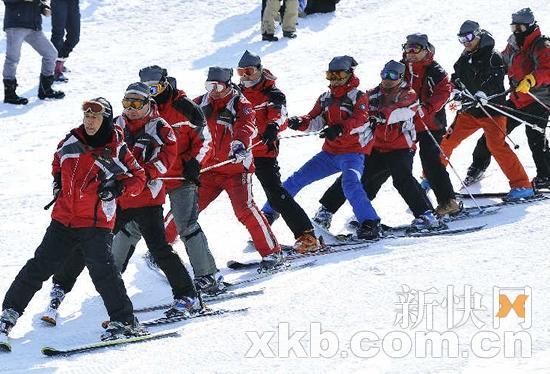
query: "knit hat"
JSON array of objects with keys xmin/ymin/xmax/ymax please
[
  {"xmin": 382, "ymin": 60, "xmax": 405, "ymax": 75},
  {"xmin": 406, "ymin": 33, "xmax": 429, "ymax": 49},
  {"xmin": 458, "ymin": 20, "xmax": 480, "ymax": 36},
  {"xmin": 511, "ymin": 8, "xmax": 535, "ymax": 25},
  {"xmin": 125, "ymin": 82, "xmax": 150, "ymax": 98},
  {"xmin": 207, "ymin": 67, "xmax": 233, "ymax": 83},
  {"xmin": 328, "ymin": 55, "xmax": 358, "ymax": 71},
  {"xmin": 139, "ymin": 65, "xmax": 168, "ymax": 84},
  {"xmin": 238, "ymin": 50, "xmax": 262, "ymax": 68}
]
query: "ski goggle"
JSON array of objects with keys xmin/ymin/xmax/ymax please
[
  {"xmin": 147, "ymin": 82, "xmax": 166, "ymax": 96},
  {"xmin": 82, "ymin": 100, "xmax": 105, "ymax": 116},
  {"xmin": 458, "ymin": 32, "xmax": 477, "ymax": 44},
  {"xmin": 402, "ymin": 43, "xmax": 425, "ymax": 54},
  {"xmin": 380, "ymin": 69, "xmax": 402, "ymax": 81},
  {"xmin": 510, "ymin": 23, "xmax": 528, "ymax": 33},
  {"xmin": 237, "ymin": 67, "xmax": 258, "ymax": 77},
  {"xmin": 205, "ymin": 81, "xmax": 227, "ymax": 93},
  {"xmin": 325, "ymin": 70, "xmax": 350, "ymax": 80},
  {"xmin": 122, "ymin": 97, "xmax": 148, "ymax": 110}
]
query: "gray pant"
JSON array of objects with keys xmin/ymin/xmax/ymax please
[
  {"xmin": 111, "ymin": 183, "xmax": 217, "ymax": 277},
  {"xmin": 3, "ymin": 28, "xmax": 57, "ymax": 80}
]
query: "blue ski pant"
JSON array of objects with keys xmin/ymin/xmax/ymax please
[{"xmin": 262, "ymin": 151, "xmax": 379, "ymax": 223}]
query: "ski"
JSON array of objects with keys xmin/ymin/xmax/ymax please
[
  {"xmin": 141, "ymin": 307, "xmax": 248, "ymax": 327},
  {"xmin": 133, "ymin": 289, "xmax": 264, "ymax": 313},
  {"xmin": 42, "ymin": 328, "xmax": 180, "ymax": 357},
  {"xmin": 223, "ymin": 260, "xmax": 316, "ymax": 289},
  {"xmin": 456, "ymin": 191, "xmax": 550, "ymax": 199},
  {"xmin": 461, "ymin": 193, "xmax": 549, "ymax": 207}
]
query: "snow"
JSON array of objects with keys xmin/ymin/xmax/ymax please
[{"xmin": 1, "ymin": 0, "xmax": 550, "ymax": 372}]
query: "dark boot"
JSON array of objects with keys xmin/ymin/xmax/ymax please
[
  {"xmin": 262, "ymin": 33, "xmax": 278, "ymax": 41},
  {"xmin": 54, "ymin": 60, "xmax": 68, "ymax": 83},
  {"xmin": 283, "ymin": 31, "xmax": 297, "ymax": 39},
  {"xmin": 3, "ymin": 79, "xmax": 29, "ymax": 105},
  {"xmin": 38, "ymin": 74, "xmax": 65, "ymax": 100},
  {"xmin": 357, "ymin": 219, "xmax": 381, "ymax": 240}
]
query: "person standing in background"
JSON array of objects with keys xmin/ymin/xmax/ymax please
[{"xmin": 50, "ymin": 0, "xmax": 80, "ymax": 82}]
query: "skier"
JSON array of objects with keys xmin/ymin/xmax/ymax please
[
  {"xmin": 237, "ymin": 50, "xmax": 320, "ymax": 253},
  {"xmin": 261, "ymin": 56, "xmax": 382, "ymax": 240},
  {"xmin": 195, "ymin": 67, "xmax": 283, "ymax": 270},
  {"xmin": 401, "ymin": 33, "xmax": 459, "ymax": 216},
  {"xmin": 313, "ymin": 60, "xmax": 442, "ymax": 232},
  {"xmin": 440, "ymin": 20, "xmax": 534, "ymax": 200},
  {"xmin": 465, "ymin": 8, "xmax": 550, "ymax": 189},
  {"xmin": 0, "ymin": 97, "xmax": 147, "ymax": 343},
  {"xmin": 44, "ymin": 83, "xmax": 200, "ymax": 325}
]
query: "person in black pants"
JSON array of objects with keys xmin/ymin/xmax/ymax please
[
  {"xmin": 51, "ymin": 0, "xmax": 81, "ymax": 82},
  {"xmin": 0, "ymin": 97, "xmax": 147, "ymax": 343},
  {"xmin": 237, "ymin": 50, "xmax": 320, "ymax": 253}
]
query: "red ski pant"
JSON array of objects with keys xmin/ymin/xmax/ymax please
[
  {"xmin": 198, "ymin": 171, "xmax": 280, "ymax": 256},
  {"xmin": 440, "ymin": 112, "xmax": 531, "ymax": 188}
]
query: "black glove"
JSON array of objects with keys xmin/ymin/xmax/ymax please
[
  {"xmin": 52, "ymin": 173, "xmax": 61, "ymax": 198},
  {"xmin": 288, "ymin": 116, "xmax": 303, "ymax": 130},
  {"xmin": 183, "ymin": 158, "xmax": 201, "ymax": 186},
  {"xmin": 319, "ymin": 124, "xmax": 343, "ymax": 141},
  {"xmin": 369, "ymin": 114, "xmax": 385, "ymax": 127},
  {"xmin": 98, "ymin": 179, "xmax": 124, "ymax": 202},
  {"xmin": 262, "ymin": 122, "xmax": 279, "ymax": 152}
]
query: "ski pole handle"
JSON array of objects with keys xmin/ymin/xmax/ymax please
[{"xmin": 43, "ymin": 195, "xmax": 58, "ymax": 210}]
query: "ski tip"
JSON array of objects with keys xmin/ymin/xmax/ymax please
[{"xmin": 41, "ymin": 346, "xmax": 60, "ymax": 356}]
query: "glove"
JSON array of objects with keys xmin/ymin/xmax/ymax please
[
  {"xmin": 52, "ymin": 173, "xmax": 61, "ymax": 198},
  {"xmin": 261, "ymin": 122, "xmax": 279, "ymax": 152},
  {"xmin": 516, "ymin": 73, "xmax": 536, "ymax": 94},
  {"xmin": 369, "ymin": 114, "xmax": 385, "ymax": 126},
  {"xmin": 228, "ymin": 140, "xmax": 247, "ymax": 163},
  {"xmin": 183, "ymin": 158, "xmax": 201, "ymax": 186},
  {"xmin": 451, "ymin": 89, "xmax": 463, "ymax": 102},
  {"xmin": 288, "ymin": 116, "xmax": 303, "ymax": 130},
  {"xmin": 474, "ymin": 91, "xmax": 488, "ymax": 107},
  {"xmin": 319, "ymin": 124, "xmax": 343, "ymax": 141},
  {"xmin": 40, "ymin": 1, "xmax": 51, "ymax": 16},
  {"xmin": 401, "ymin": 119, "xmax": 415, "ymax": 132},
  {"xmin": 98, "ymin": 179, "xmax": 124, "ymax": 202}
]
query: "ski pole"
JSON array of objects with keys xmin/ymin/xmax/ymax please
[
  {"xmin": 490, "ymin": 102, "xmax": 550, "ymax": 123},
  {"xmin": 418, "ymin": 117, "xmax": 482, "ymax": 211},
  {"xmin": 460, "ymin": 88, "xmax": 521, "ymax": 148},
  {"xmin": 43, "ymin": 195, "xmax": 58, "ymax": 210},
  {"xmin": 528, "ymin": 91, "xmax": 550, "ymax": 112},
  {"xmin": 278, "ymin": 131, "xmax": 321, "ymax": 140},
  {"xmin": 159, "ymin": 140, "xmax": 262, "ymax": 180},
  {"xmin": 483, "ymin": 102, "xmax": 544, "ymax": 134}
]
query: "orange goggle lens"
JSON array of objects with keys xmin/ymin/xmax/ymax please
[
  {"xmin": 122, "ymin": 98, "xmax": 147, "ymax": 110},
  {"xmin": 326, "ymin": 70, "xmax": 350, "ymax": 80},
  {"xmin": 237, "ymin": 67, "xmax": 258, "ymax": 77},
  {"xmin": 403, "ymin": 43, "xmax": 424, "ymax": 54}
]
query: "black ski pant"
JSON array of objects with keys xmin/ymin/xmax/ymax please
[
  {"xmin": 470, "ymin": 100, "xmax": 550, "ymax": 178},
  {"xmin": 53, "ymin": 206, "xmax": 196, "ymax": 299},
  {"xmin": 417, "ymin": 129, "xmax": 455, "ymax": 205},
  {"xmin": 50, "ymin": 0, "xmax": 81, "ymax": 59},
  {"xmin": 319, "ymin": 149, "xmax": 433, "ymax": 218},
  {"xmin": 255, "ymin": 157, "xmax": 313, "ymax": 238},
  {"xmin": 2, "ymin": 220, "xmax": 134, "ymax": 324}
]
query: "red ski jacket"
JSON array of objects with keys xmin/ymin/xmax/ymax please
[
  {"xmin": 503, "ymin": 27, "xmax": 550, "ymax": 108},
  {"xmin": 239, "ymin": 69, "xmax": 288, "ymax": 158},
  {"xmin": 194, "ymin": 89, "xmax": 257, "ymax": 174},
  {"xmin": 294, "ymin": 75, "xmax": 371, "ymax": 154},
  {"xmin": 51, "ymin": 126, "xmax": 146, "ymax": 229},
  {"xmin": 115, "ymin": 104, "xmax": 177, "ymax": 210},
  {"xmin": 403, "ymin": 51, "xmax": 452, "ymax": 132},
  {"xmin": 369, "ymin": 82, "xmax": 419, "ymax": 153},
  {"xmin": 157, "ymin": 89, "xmax": 212, "ymax": 191}
]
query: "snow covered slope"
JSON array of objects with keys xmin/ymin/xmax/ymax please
[{"xmin": 1, "ymin": 0, "xmax": 549, "ymax": 372}]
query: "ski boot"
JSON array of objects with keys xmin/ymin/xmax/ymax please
[
  {"xmin": 312, "ymin": 205, "xmax": 333, "ymax": 230},
  {"xmin": 435, "ymin": 199, "xmax": 462, "ymax": 217},
  {"xmin": 410, "ymin": 211, "xmax": 443, "ymax": 232},
  {"xmin": 164, "ymin": 296, "xmax": 201, "ymax": 318},
  {"xmin": 532, "ymin": 175, "xmax": 550, "ymax": 190},
  {"xmin": 356, "ymin": 219, "xmax": 381, "ymax": 240},
  {"xmin": 293, "ymin": 229, "xmax": 321, "ymax": 254},
  {"xmin": 100, "ymin": 316, "xmax": 149, "ymax": 341},
  {"xmin": 41, "ymin": 284, "xmax": 66, "ymax": 326},
  {"xmin": 464, "ymin": 166, "xmax": 485, "ymax": 186},
  {"xmin": 258, "ymin": 250, "xmax": 285, "ymax": 272},
  {"xmin": 505, "ymin": 187, "xmax": 535, "ymax": 202},
  {"xmin": 194, "ymin": 273, "xmax": 226, "ymax": 296},
  {"xmin": 0, "ymin": 309, "xmax": 19, "ymax": 351}
]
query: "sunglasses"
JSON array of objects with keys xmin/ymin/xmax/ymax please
[
  {"xmin": 205, "ymin": 81, "xmax": 227, "ymax": 93},
  {"xmin": 237, "ymin": 67, "xmax": 258, "ymax": 77},
  {"xmin": 122, "ymin": 98, "xmax": 148, "ymax": 110},
  {"xmin": 380, "ymin": 69, "xmax": 401, "ymax": 81},
  {"xmin": 510, "ymin": 23, "xmax": 528, "ymax": 33},
  {"xmin": 82, "ymin": 100, "xmax": 105, "ymax": 115},
  {"xmin": 458, "ymin": 32, "xmax": 477, "ymax": 44},
  {"xmin": 402, "ymin": 43, "xmax": 425, "ymax": 54},
  {"xmin": 325, "ymin": 70, "xmax": 350, "ymax": 80},
  {"xmin": 147, "ymin": 82, "xmax": 166, "ymax": 96}
]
